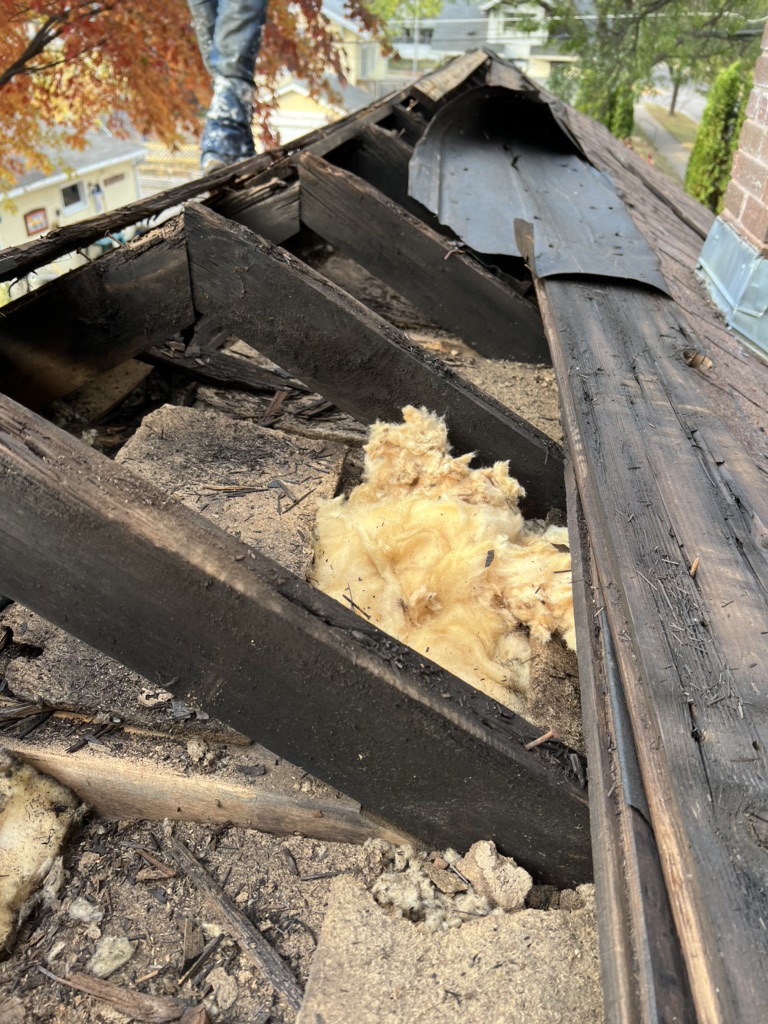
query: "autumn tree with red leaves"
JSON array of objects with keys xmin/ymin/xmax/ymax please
[{"xmin": 0, "ymin": 0, "xmax": 384, "ymax": 190}]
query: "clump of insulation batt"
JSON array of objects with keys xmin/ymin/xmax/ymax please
[{"xmin": 312, "ymin": 406, "xmax": 575, "ymax": 712}]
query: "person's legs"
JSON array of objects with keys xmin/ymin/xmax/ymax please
[
  {"xmin": 187, "ymin": 0, "xmax": 218, "ymax": 75},
  {"xmin": 196, "ymin": 0, "xmax": 269, "ymax": 169}
]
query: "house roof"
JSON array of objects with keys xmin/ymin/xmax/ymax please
[
  {"xmin": 6, "ymin": 132, "xmax": 146, "ymax": 198},
  {"xmin": 430, "ymin": 4, "xmax": 489, "ymax": 52}
]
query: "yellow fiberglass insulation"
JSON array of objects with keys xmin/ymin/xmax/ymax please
[{"xmin": 311, "ymin": 406, "xmax": 575, "ymax": 712}]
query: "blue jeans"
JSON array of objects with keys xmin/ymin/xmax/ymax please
[{"xmin": 187, "ymin": 0, "xmax": 269, "ymax": 165}]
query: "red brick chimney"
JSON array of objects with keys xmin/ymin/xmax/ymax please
[{"xmin": 699, "ymin": 24, "xmax": 768, "ymax": 356}]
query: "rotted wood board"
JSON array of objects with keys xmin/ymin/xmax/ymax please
[
  {"xmin": 184, "ymin": 201, "xmax": 564, "ymax": 517},
  {"xmin": 0, "ymin": 393, "xmax": 591, "ymax": 886},
  {"xmin": 298, "ymin": 152, "xmax": 548, "ymax": 363},
  {"xmin": 0, "ymin": 224, "xmax": 193, "ymax": 409},
  {"xmin": 536, "ymin": 274, "xmax": 768, "ymax": 1024}
]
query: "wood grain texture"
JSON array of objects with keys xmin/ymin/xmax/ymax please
[
  {"xmin": 210, "ymin": 180, "xmax": 301, "ymax": 245},
  {"xmin": 537, "ymin": 274, "xmax": 768, "ymax": 1024},
  {"xmin": 184, "ymin": 201, "xmax": 564, "ymax": 517},
  {"xmin": 411, "ymin": 49, "xmax": 489, "ymax": 108},
  {"xmin": 140, "ymin": 345, "xmax": 309, "ymax": 395},
  {"xmin": 298, "ymin": 153, "xmax": 548, "ymax": 363},
  {"xmin": 1, "ymin": 738, "xmax": 410, "ymax": 846},
  {"xmin": 0, "ymin": 223, "xmax": 193, "ymax": 409},
  {"xmin": 0, "ymin": 393, "xmax": 591, "ymax": 885}
]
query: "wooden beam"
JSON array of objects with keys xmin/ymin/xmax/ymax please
[
  {"xmin": 331, "ymin": 124, "xmax": 446, "ymax": 230},
  {"xmin": 2, "ymin": 737, "xmax": 411, "ymax": 846},
  {"xmin": 530, "ymin": 259, "xmax": 768, "ymax": 1020},
  {"xmin": 210, "ymin": 179, "xmax": 301, "ymax": 246},
  {"xmin": 568, "ymin": 467, "xmax": 695, "ymax": 1024},
  {"xmin": 0, "ymin": 223, "xmax": 193, "ymax": 409},
  {"xmin": 411, "ymin": 49, "xmax": 489, "ymax": 110},
  {"xmin": 0, "ymin": 393, "xmax": 591, "ymax": 886},
  {"xmin": 184, "ymin": 201, "xmax": 564, "ymax": 516},
  {"xmin": 298, "ymin": 152, "xmax": 548, "ymax": 364},
  {"xmin": 0, "ymin": 158, "xmax": 280, "ymax": 284}
]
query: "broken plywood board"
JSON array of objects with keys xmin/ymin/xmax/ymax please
[
  {"xmin": 3, "ymin": 405, "xmax": 346, "ymax": 725},
  {"xmin": 297, "ymin": 875, "xmax": 603, "ymax": 1024}
]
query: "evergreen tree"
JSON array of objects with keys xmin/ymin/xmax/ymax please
[{"xmin": 684, "ymin": 62, "xmax": 752, "ymax": 213}]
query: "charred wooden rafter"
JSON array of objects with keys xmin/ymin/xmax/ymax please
[
  {"xmin": 297, "ymin": 152, "xmax": 547, "ymax": 363},
  {"xmin": 0, "ymin": 393, "xmax": 591, "ymax": 886},
  {"xmin": 0, "ymin": 222, "xmax": 193, "ymax": 409},
  {"xmin": 184, "ymin": 201, "xmax": 563, "ymax": 515}
]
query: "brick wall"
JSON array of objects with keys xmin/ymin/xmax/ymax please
[{"xmin": 721, "ymin": 24, "xmax": 768, "ymax": 256}]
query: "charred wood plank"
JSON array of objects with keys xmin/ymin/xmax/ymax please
[
  {"xmin": 140, "ymin": 345, "xmax": 309, "ymax": 395},
  {"xmin": 387, "ymin": 103, "xmax": 430, "ymax": 146},
  {"xmin": 329, "ymin": 124, "xmax": 453, "ymax": 240},
  {"xmin": 525, "ymin": 230, "xmax": 768, "ymax": 1021},
  {"xmin": 298, "ymin": 152, "xmax": 548, "ymax": 364},
  {"xmin": 210, "ymin": 179, "xmax": 301, "ymax": 246},
  {"xmin": 184, "ymin": 201, "xmax": 563, "ymax": 516},
  {"xmin": 0, "ymin": 223, "xmax": 193, "ymax": 409},
  {"xmin": 0, "ymin": 393, "xmax": 591, "ymax": 886},
  {"xmin": 0, "ymin": 158, "xmax": 278, "ymax": 284},
  {"xmin": 569, "ymin": 466, "xmax": 695, "ymax": 1024}
]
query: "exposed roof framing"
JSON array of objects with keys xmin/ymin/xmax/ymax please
[{"xmin": 1, "ymin": 49, "xmax": 768, "ymax": 1024}]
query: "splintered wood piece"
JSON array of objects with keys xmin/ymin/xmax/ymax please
[
  {"xmin": 298, "ymin": 152, "xmax": 547, "ymax": 363},
  {"xmin": 165, "ymin": 836, "xmax": 304, "ymax": 1013},
  {"xmin": 0, "ymin": 394, "xmax": 591, "ymax": 885},
  {"xmin": 0, "ymin": 223, "xmax": 193, "ymax": 409},
  {"xmin": 39, "ymin": 969, "xmax": 186, "ymax": 1023},
  {"xmin": 184, "ymin": 201, "xmax": 563, "ymax": 517},
  {"xmin": 0, "ymin": 737, "xmax": 410, "ymax": 846},
  {"xmin": 140, "ymin": 346, "xmax": 309, "ymax": 395},
  {"xmin": 411, "ymin": 49, "xmax": 489, "ymax": 109}
]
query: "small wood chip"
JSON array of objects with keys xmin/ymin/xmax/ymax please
[{"xmin": 424, "ymin": 862, "xmax": 469, "ymax": 894}]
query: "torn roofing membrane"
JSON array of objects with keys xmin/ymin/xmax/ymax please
[{"xmin": 409, "ymin": 86, "xmax": 670, "ymax": 296}]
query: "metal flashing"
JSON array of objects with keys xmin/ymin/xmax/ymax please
[
  {"xmin": 409, "ymin": 86, "xmax": 670, "ymax": 295},
  {"xmin": 698, "ymin": 217, "xmax": 768, "ymax": 357}
]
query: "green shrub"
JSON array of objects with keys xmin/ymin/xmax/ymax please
[{"xmin": 685, "ymin": 62, "xmax": 752, "ymax": 213}]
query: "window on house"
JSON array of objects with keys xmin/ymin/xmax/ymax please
[{"xmin": 60, "ymin": 181, "xmax": 87, "ymax": 215}]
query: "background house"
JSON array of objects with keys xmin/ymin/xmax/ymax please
[
  {"xmin": 1, "ymin": 132, "xmax": 146, "ymax": 293},
  {"xmin": 387, "ymin": 1, "xmax": 564, "ymax": 82},
  {"xmin": 2, "ymin": 133, "xmax": 145, "ymax": 250}
]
